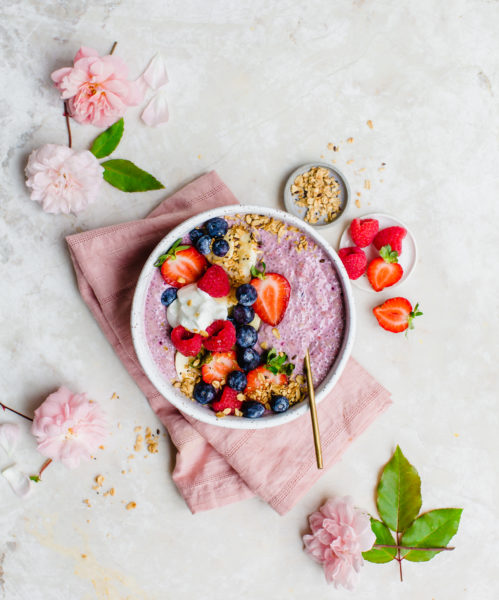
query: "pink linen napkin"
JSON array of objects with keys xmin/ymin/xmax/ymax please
[{"xmin": 67, "ymin": 171, "xmax": 392, "ymax": 514}]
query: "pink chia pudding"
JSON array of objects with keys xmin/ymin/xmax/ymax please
[{"xmin": 144, "ymin": 213, "xmax": 345, "ymax": 419}]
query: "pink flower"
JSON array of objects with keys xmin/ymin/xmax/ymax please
[
  {"xmin": 303, "ymin": 496, "xmax": 375, "ymax": 590},
  {"xmin": 31, "ymin": 387, "xmax": 107, "ymax": 469},
  {"xmin": 51, "ymin": 46, "xmax": 143, "ymax": 127},
  {"xmin": 25, "ymin": 144, "xmax": 103, "ymax": 214}
]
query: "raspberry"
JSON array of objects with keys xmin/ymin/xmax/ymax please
[
  {"xmin": 373, "ymin": 226, "xmax": 407, "ymax": 255},
  {"xmin": 204, "ymin": 320, "xmax": 236, "ymax": 352},
  {"xmin": 197, "ymin": 265, "xmax": 230, "ymax": 298},
  {"xmin": 212, "ymin": 386, "xmax": 242, "ymax": 414},
  {"xmin": 171, "ymin": 325, "xmax": 203, "ymax": 357},
  {"xmin": 338, "ymin": 247, "xmax": 367, "ymax": 280},
  {"xmin": 349, "ymin": 218, "xmax": 379, "ymax": 248}
]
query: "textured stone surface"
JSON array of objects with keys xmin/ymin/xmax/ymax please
[{"xmin": 0, "ymin": 0, "xmax": 498, "ymax": 598}]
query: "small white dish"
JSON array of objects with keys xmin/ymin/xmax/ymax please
[
  {"xmin": 284, "ymin": 162, "xmax": 350, "ymax": 228},
  {"xmin": 339, "ymin": 213, "xmax": 417, "ymax": 293}
]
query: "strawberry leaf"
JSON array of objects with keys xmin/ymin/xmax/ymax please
[
  {"xmin": 90, "ymin": 118, "xmax": 124, "ymax": 158},
  {"xmin": 29, "ymin": 475, "xmax": 40, "ymax": 483},
  {"xmin": 376, "ymin": 446, "xmax": 422, "ymax": 533},
  {"xmin": 400, "ymin": 508, "xmax": 462, "ymax": 562},
  {"xmin": 379, "ymin": 245, "xmax": 399, "ymax": 264},
  {"xmin": 102, "ymin": 159, "xmax": 164, "ymax": 192},
  {"xmin": 154, "ymin": 239, "xmax": 190, "ymax": 267},
  {"xmin": 362, "ymin": 518, "xmax": 397, "ymax": 563},
  {"xmin": 250, "ymin": 262, "xmax": 266, "ymax": 280}
]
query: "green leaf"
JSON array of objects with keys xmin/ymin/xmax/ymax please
[
  {"xmin": 90, "ymin": 118, "xmax": 124, "ymax": 158},
  {"xmin": 154, "ymin": 238, "xmax": 190, "ymax": 267},
  {"xmin": 250, "ymin": 262, "xmax": 266, "ymax": 280},
  {"xmin": 29, "ymin": 475, "xmax": 40, "ymax": 482},
  {"xmin": 102, "ymin": 159, "xmax": 164, "ymax": 192},
  {"xmin": 376, "ymin": 446, "xmax": 422, "ymax": 533},
  {"xmin": 379, "ymin": 245, "xmax": 399, "ymax": 263},
  {"xmin": 265, "ymin": 348, "xmax": 295, "ymax": 376},
  {"xmin": 363, "ymin": 518, "xmax": 398, "ymax": 563},
  {"xmin": 400, "ymin": 508, "xmax": 462, "ymax": 562}
]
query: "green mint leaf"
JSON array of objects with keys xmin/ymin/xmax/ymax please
[
  {"xmin": 102, "ymin": 159, "xmax": 164, "ymax": 192},
  {"xmin": 154, "ymin": 239, "xmax": 189, "ymax": 267},
  {"xmin": 29, "ymin": 475, "xmax": 40, "ymax": 483},
  {"xmin": 90, "ymin": 118, "xmax": 124, "ymax": 158},
  {"xmin": 362, "ymin": 518, "xmax": 397, "ymax": 563},
  {"xmin": 376, "ymin": 446, "xmax": 422, "ymax": 533},
  {"xmin": 154, "ymin": 254, "xmax": 169, "ymax": 267},
  {"xmin": 379, "ymin": 245, "xmax": 399, "ymax": 264},
  {"xmin": 400, "ymin": 508, "xmax": 462, "ymax": 562}
]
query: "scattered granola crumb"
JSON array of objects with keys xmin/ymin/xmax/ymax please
[
  {"xmin": 347, "ymin": 137, "xmax": 354, "ymax": 144},
  {"xmin": 320, "ymin": 154, "xmax": 324, "ymax": 159},
  {"xmin": 117, "ymin": 422, "xmax": 122, "ymax": 429},
  {"xmin": 346, "ymin": 159, "xmax": 354, "ymax": 165},
  {"xmin": 81, "ymin": 554, "xmax": 87, "ymax": 559},
  {"xmin": 83, "ymin": 499, "xmax": 91, "ymax": 507},
  {"xmin": 121, "ymin": 470, "xmax": 126, "ymax": 475},
  {"xmin": 128, "ymin": 454, "xmax": 135, "ymax": 460},
  {"xmin": 145, "ymin": 426, "xmax": 159, "ymax": 454},
  {"xmin": 454, "ymin": 433, "xmax": 460, "ymax": 438},
  {"xmin": 356, "ymin": 191, "xmax": 361, "ymax": 197},
  {"xmin": 95, "ymin": 474, "xmax": 104, "ymax": 487},
  {"xmin": 125, "ymin": 502, "xmax": 136, "ymax": 510},
  {"xmin": 197, "ymin": 154, "xmax": 202, "ymax": 159},
  {"xmin": 98, "ymin": 445, "xmax": 104, "ymax": 450},
  {"xmin": 260, "ymin": 341, "xmax": 268, "ymax": 350},
  {"xmin": 367, "ymin": 120, "xmax": 373, "ymax": 129},
  {"xmin": 364, "ymin": 180, "xmax": 371, "ymax": 190},
  {"xmin": 327, "ymin": 142, "xmax": 334, "ymax": 150},
  {"xmin": 111, "ymin": 392, "xmax": 118, "ymax": 400},
  {"xmin": 272, "ymin": 328, "xmax": 280, "ymax": 339},
  {"xmin": 355, "ymin": 199, "xmax": 361, "ymax": 208},
  {"xmin": 134, "ymin": 426, "xmax": 141, "ymax": 432},
  {"xmin": 134, "ymin": 434, "xmax": 143, "ymax": 452}
]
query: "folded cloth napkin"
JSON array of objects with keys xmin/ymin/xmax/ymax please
[{"xmin": 67, "ymin": 171, "xmax": 392, "ymax": 515}]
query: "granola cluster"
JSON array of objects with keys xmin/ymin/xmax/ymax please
[{"xmin": 291, "ymin": 166, "xmax": 342, "ymax": 224}]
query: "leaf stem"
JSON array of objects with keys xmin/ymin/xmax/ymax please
[
  {"xmin": 374, "ymin": 544, "xmax": 455, "ymax": 552},
  {"xmin": 38, "ymin": 458, "xmax": 53, "ymax": 480},
  {"xmin": 110, "ymin": 41, "xmax": 118, "ymax": 55},
  {"xmin": 0, "ymin": 402, "xmax": 33, "ymax": 422},
  {"xmin": 63, "ymin": 100, "xmax": 72, "ymax": 148}
]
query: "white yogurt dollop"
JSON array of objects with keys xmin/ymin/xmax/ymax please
[{"xmin": 166, "ymin": 283, "xmax": 228, "ymax": 333}]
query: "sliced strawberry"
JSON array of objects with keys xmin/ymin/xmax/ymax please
[
  {"xmin": 373, "ymin": 298, "xmax": 423, "ymax": 333},
  {"xmin": 250, "ymin": 264, "xmax": 290, "ymax": 326},
  {"xmin": 201, "ymin": 350, "xmax": 240, "ymax": 384},
  {"xmin": 244, "ymin": 365, "xmax": 288, "ymax": 395},
  {"xmin": 367, "ymin": 245, "xmax": 403, "ymax": 291},
  {"xmin": 155, "ymin": 240, "xmax": 207, "ymax": 288},
  {"xmin": 212, "ymin": 386, "xmax": 242, "ymax": 415},
  {"xmin": 373, "ymin": 226, "xmax": 407, "ymax": 255}
]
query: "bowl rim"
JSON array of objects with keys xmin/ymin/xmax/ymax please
[
  {"xmin": 283, "ymin": 162, "xmax": 351, "ymax": 228},
  {"xmin": 131, "ymin": 204, "xmax": 356, "ymax": 430}
]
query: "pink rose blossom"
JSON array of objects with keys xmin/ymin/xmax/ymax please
[
  {"xmin": 303, "ymin": 496, "xmax": 375, "ymax": 590},
  {"xmin": 51, "ymin": 46, "xmax": 143, "ymax": 127},
  {"xmin": 25, "ymin": 144, "xmax": 103, "ymax": 214},
  {"xmin": 31, "ymin": 387, "xmax": 107, "ymax": 469}
]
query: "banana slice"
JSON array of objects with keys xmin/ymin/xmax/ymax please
[
  {"xmin": 207, "ymin": 225, "xmax": 260, "ymax": 285},
  {"xmin": 249, "ymin": 313, "xmax": 261, "ymax": 330},
  {"xmin": 175, "ymin": 352, "xmax": 200, "ymax": 379}
]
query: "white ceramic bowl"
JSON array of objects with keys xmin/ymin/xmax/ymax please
[{"xmin": 131, "ymin": 205, "xmax": 356, "ymax": 429}]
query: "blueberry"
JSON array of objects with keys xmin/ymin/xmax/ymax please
[
  {"xmin": 205, "ymin": 217, "xmax": 228, "ymax": 238},
  {"xmin": 195, "ymin": 234, "xmax": 212, "ymax": 255},
  {"xmin": 236, "ymin": 283, "xmax": 258, "ymax": 306},
  {"xmin": 161, "ymin": 287, "xmax": 177, "ymax": 307},
  {"xmin": 236, "ymin": 324, "xmax": 258, "ymax": 349},
  {"xmin": 192, "ymin": 381, "xmax": 217, "ymax": 404},
  {"xmin": 232, "ymin": 304, "xmax": 255, "ymax": 325},
  {"xmin": 226, "ymin": 370, "xmax": 247, "ymax": 392},
  {"xmin": 242, "ymin": 400, "xmax": 265, "ymax": 419},
  {"xmin": 212, "ymin": 238, "xmax": 229, "ymax": 257},
  {"xmin": 270, "ymin": 395, "xmax": 290, "ymax": 413},
  {"xmin": 237, "ymin": 347, "xmax": 261, "ymax": 371},
  {"xmin": 189, "ymin": 228, "xmax": 204, "ymax": 244}
]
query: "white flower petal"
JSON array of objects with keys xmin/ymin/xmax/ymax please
[
  {"xmin": 141, "ymin": 90, "xmax": 169, "ymax": 127},
  {"xmin": 142, "ymin": 53, "xmax": 169, "ymax": 90},
  {"xmin": 0, "ymin": 423, "xmax": 21, "ymax": 456},
  {"xmin": 2, "ymin": 465, "xmax": 31, "ymax": 497}
]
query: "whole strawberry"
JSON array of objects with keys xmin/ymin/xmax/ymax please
[
  {"xmin": 349, "ymin": 218, "xmax": 379, "ymax": 248},
  {"xmin": 373, "ymin": 226, "xmax": 407, "ymax": 255},
  {"xmin": 338, "ymin": 247, "xmax": 367, "ymax": 280}
]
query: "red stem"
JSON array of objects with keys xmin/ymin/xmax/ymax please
[
  {"xmin": 0, "ymin": 402, "xmax": 33, "ymax": 422},
  {"xmin": 38, "ymin": 458, "xmax": 53, "ymax": 480},
  {"xmin": 110, "ymin": 41, "xmax": 118, "ymax": 55},
  {"xmin": 397, "ymin": 532, "xmax": 403, "ymax": 582},
  {"xmin": 63, "ymin": 100, "xmax": 72, "ymax": 148}
]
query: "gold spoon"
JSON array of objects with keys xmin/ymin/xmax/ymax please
[{"xmin": 304, "ymin": 349, "xmax": 323, "ymax": 469}]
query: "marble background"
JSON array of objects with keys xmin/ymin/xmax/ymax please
[{"xmin": 1, "ymin": 0, "xmax": 498, "ymax": 598}]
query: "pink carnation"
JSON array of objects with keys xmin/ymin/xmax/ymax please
[
  {"xmin": 25, "ymin": 144, "xmax": 103, "ymax": 214},
  {"xmin": 31, "ymin": 387, "xmax": 107, "ymax": 469},
  {"xmin": 51, "ymin": 46, "xmax": 143, "ymax": 127},
  {"xmin": 303, "ymin": 496, "xmax": 375, "ymax": 590}
]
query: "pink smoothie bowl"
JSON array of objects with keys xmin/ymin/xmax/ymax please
[{"xmin": 131, "ymin": 205, "xmax": 356, "ymax": 429}]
